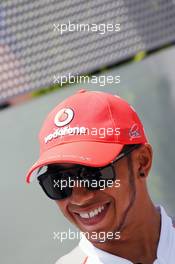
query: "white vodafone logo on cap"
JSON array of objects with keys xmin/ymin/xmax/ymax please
[{"xmin": 54, "ymin": 108, "xmax": 74, "ymax": 127}]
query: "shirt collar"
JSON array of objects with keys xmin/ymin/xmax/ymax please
[
  {"xmin": 79, "ymin": 234, "xmax": 132, "ymax": 264},
  {"xmin": 155, "ymin": 205, "xmax": 175, "ymax": 263}
]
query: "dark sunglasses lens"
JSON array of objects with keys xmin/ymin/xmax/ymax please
[
  {"xmin": 86, "ymin": 166, "xmax": 115, "ymax": 190},
  {"xmin": 38, "ymin": 164, "xmax": 116, "ymax": 198},
  {"xmin": 99, "ymin": 166, "xmax": 115, "ymax": 180},
  {"xmin": 39, "ymin": 172, "xmax": 72, "ymax": 200}
]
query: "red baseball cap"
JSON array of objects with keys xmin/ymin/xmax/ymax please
[{"xmin": 26, "ymin": 89, "xmax": 148, "ymax": 183}]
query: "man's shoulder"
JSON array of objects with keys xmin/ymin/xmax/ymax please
[{"xmin": 55, "ymin": 245, "xmax": 86, "ymax": 264}]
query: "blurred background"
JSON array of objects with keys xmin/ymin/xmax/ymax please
[{"xmin": 0, "ymin": 1, "xmax": 175, "ymax": 263}]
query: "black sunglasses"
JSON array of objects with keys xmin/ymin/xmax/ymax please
[{"xmin": 37, "ymin": 144, "xmax": 141, "ymax": 200}]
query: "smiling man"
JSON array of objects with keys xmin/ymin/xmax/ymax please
[{"xmin": 26, "ymin": 89, "xmax": 175, "ymax": 264}]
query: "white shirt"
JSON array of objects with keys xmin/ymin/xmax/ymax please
[{"xmin": 79, "ymin": 206, "xmax": 175, "ymax": 264}]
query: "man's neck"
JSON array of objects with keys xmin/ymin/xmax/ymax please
[{"xmin": 93, "ymin": 203, "xmax": 161, "ymax": 264}]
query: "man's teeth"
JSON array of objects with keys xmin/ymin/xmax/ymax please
[{"xmin": 78, "ymin": 205, "xmax": 105, "ymax": 219}]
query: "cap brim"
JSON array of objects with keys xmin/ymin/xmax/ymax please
[{"xmin": 26, "ymin": 141, "xmax": 124, "ymax": 183}]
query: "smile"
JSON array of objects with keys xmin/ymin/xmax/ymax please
[
  {"xmin": 73, "ymin": 202, "xmax": 111, "ymax": 226},
  {"xmin": 78, "ymin": 205, "xmax": 106, "ymax": 219}
]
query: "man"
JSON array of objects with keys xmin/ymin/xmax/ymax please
[{"xmin": 26, "ymin": 89, "xmax": 175, "ymax": 264}]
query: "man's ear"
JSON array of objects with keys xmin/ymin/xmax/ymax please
[{"xmin": 137, "ymin": 143, "xmax": 153, "ymax": 178}]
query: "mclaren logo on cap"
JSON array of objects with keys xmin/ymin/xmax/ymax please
[
  {"xmin": 54, "ymin": 108, "xmax": 74, "ymax": 127},
  {"xmin": 129, "ymin": 123, "xmax": 141, "ymax": 140}
]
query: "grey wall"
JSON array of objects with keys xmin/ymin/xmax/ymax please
[
  {"xmin": 1, "ymin": 46, "xmax": 175, "ymax": 264},
  {"xmin": 1, "ymin": 0, "xmax": 175, "ymax": 103}
]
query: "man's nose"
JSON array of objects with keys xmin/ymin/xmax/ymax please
[{"xmin": 70, "ymin": 185, "xmax": 96, "ymax": 206}]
